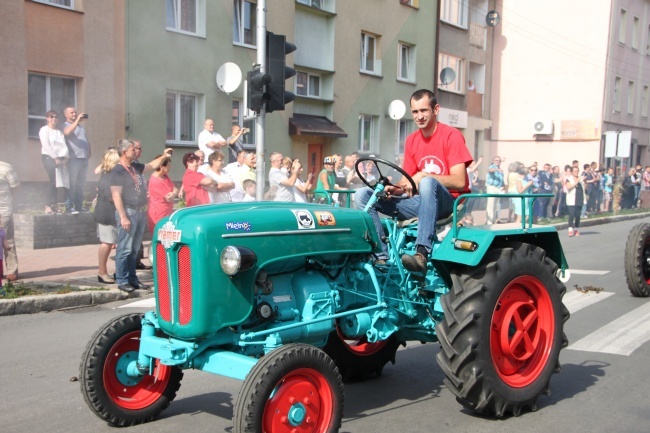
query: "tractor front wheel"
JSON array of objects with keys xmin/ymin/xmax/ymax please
[
  {"xmin": 624, "ymin": 222, "xmax": 650, "ymax": 297},
  {"xmin": 79, "ymin": 313, "xmax": 183, "ymax": 426},
  {"xmin": 234, "ymin": 343, "xmax": 343, "ymax": 433},
  {"xmin": 436, "ymin": 243, "xmax": 569, "ymax": 417}
]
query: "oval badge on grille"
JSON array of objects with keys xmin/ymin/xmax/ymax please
[{"xmin": 158, "ymin": 221, "xmax": 182, "ymax": 249}]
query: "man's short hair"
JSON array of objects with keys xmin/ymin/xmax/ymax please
[
  {"xmin": 243, "ymin": 179, "xmax": 256, "ymax": 189},
  {"xmin": 117, "ymin": 139, "xmax": 132, "ymax": 156},
  {"xmin": 410, "ymin": 89, "xmax": 437, "ymax": 109}
]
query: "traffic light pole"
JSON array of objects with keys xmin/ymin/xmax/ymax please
[{"xmin": 254, "ymin": 0, "xmax": 267, "ymax": 201}]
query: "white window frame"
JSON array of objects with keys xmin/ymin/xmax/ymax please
[
  {"xmin": 441, "ymin": 0, "xmax": 468, "ymax": 29},
  {"xmin": 27, "ymin": 72, "xmax": 77, "ymax": 138},
  {"xmin": 642, "ymin": 85, "xmax": 649, "ymax": 118},
  {"xmin": 628, "ymin": 81, "xmax": 635, "ymax": 115},
  {"xmin": 166, "ymin": 0, "xmax": 205, "ymax": 37},
  {"xmin": 358, "ymin": 115, "xmax": 378, "ymax": 153},
  {"xmin": 233, "ymin": 0, "xmax": 257, "ymax": 47},
  {"xmin": 32, "ymin": 0, "xmax": 74, "ymax": 10},
  {"xmin": 397, "ymin": 42, "xmax": 415, "ymax": 82},
  {"xmin": 296, "ymin": 0, "xmax": 322, "ymax": 8},
  {"xmin": 438, "ymin": 53, "xmax": 465, "ymax": 94},
  {"xmin": 396, "ymin": 119, "xmax": 414, "ymax": 156},
  {"xmin": 614, "ymin": 76, "xmax": 622, "ymax": 112},
  {"xmin": 232, "ymin": 100, "xmax": 256, "ymax": 149},
  {"xmin": 166, "ymin": 91, "xmax": 199, "ymax": 146},
  {"xmin": 295, "ymin": 71, "xmax": 321, "ymax": 98},
  {"xmin": 633, "ymin": 16, "xmax": 640, "ymax": 50},
  {"xmin": 619, "ymin": 9, "xmax": 627, "ymax": 45},
  {"xmin": 361, "ymin": 32, "xmax": 381, "ymax": 75}
]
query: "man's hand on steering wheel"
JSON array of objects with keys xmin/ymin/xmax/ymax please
[{"xmin": 355, "ymin": 156, "xmax": 418, "ymax": 198}]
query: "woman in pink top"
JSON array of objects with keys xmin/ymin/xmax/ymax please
[{"xmin": 147, "ymin": 155, "xmax": 178, "ymax": 234}]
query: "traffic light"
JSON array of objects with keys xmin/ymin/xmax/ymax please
[
  {"xmin": 247, "ymin": 68, "xmax": 270, "ymax": 113},
  {"xmin": 266, "ymin": 32, "xmax": 297, "ymax": 113}
]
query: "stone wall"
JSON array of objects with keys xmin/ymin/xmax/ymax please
[{"xmin": 13, "ymin": 213, "xmax": 98, "ymax": 249}]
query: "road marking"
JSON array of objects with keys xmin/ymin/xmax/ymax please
[
  {"xmin": 562, "ymin": 290, "xmax": 615, "ymax": 314},
  {"xmin": 569, "ymin": 302, "xmax": 650, "ymax": 356},
  {"xmin": 567, "ymin": 269, "xmax": 610, "ymax": 275},
  {"xmin": 118, "ymin": 298, "xmax": 156, "ymax": 309}
]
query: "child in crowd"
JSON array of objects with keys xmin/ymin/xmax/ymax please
[
  {"xmin": 242, "ymin": 179, "xmax": 257, "ymax": 202},
  {"xmin": 0, "ymin": 215, "xmax": 11, "ymax": 286}
]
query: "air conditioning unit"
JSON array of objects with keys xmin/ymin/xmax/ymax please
[{"xmin": 532, "ymin": 119, "xmax": 554, "ymax": 135}]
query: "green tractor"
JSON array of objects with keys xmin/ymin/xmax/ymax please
[{"xmin": 80, "ymin": 157, "xmax": 570, "ymax": 432}]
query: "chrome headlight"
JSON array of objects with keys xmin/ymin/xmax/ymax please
[{"xmin": 220, "ymin": 246, "xmax": 257, "ymax": 276}]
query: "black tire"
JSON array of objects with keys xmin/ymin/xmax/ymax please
[
  {"xmin": 234, "ymin": 343, "xmax": 344, "ymax": 433},
  {"xmin": 624, "ymin": 222, "xmax": 650, "ymax": 297},
  {"xmin": 436, "ymin": 243, "xmax": 569, "ymax": 417},
  {"xmin": 322, "ymin": 324, "xmax": 401, "ymax": 382},
  {"xmin": 79, "ymin": 313, "xmax": 183, "ymax": 426}
]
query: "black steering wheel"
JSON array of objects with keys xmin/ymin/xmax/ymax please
[{"xmin": 355, "ymin": 156, "xmax": 418, "ymax": 196}]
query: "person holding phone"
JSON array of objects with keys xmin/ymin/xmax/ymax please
[
  {"xmin": 63, "ymin": 106, "xmax": 91, "ymax": 214},
  {"xmin": 565, "ymin": 166, "xmax": 585, "ymax": 237},
  {"xmin": 227, "ymin": 124, "xmax": 248, "ymax": 164}
]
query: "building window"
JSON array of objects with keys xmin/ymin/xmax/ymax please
[
  {"xmin": 358, "ymin": 115, "xmax": 378, "ymax": 153},
  {"xmin": 619, "ymin": 9, "xmax": 627, "ymax": 44},
  {"xmin": 614, "ymin": 76, "xmax": 621, "ymax": 112},
  {"xmin": 361, "ymin": 32, "xmax": 381, "ymax": 75},
  {"xmin": 166, "ymin": 91, "xmax": 198, "ymax": 144},
  {"xmin": 396, "ymin": 119, "xmax": 414, "ymax": 156},
  {"xmin": 233, "ymin": 0, "xmax": 257, "ymax": 46},
  {"xmin": 438, "ymin": 53, "xmax": 464, "ymax": 94},
  {"xmin": 398, "ymin": 43, "xmax": 415, "ymax": 82},
  {"xmin": 441, "ymin": 0, "xmax": 468, "ymax": 29},
  {"xmin": 295, "ymin": 71, "xmax": 321, "ymax": 97},
  {"xmin": 27, "ymin": 73, "xmax": 76, "ymax": 138},
  {"xmin": 628, "ymin": 81, "xmax": 635, "ymax": 115},
  {"xmin": 232, "ymin": 100, "xmax": 256, "ymax": 149},
  {"xmin": 33, "ymin": 0, "xmax": 73, "ymax": 9},
  {"xmin": 166, "ymin": 0, "xmax": 204, "ymax": 36},
  {"xmin": 633, "ymin": 16, "xmax": 640, "ymax": 50},
  {"xmin": 642, "ymin": 86, "xmax": 649, "ymax": 118},
  {"xmin": 296, "ymin": 0, "xmax": 322, "ymax": 8}
]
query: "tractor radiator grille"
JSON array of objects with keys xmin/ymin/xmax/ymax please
[
  {"xmin": 155, "ymin": 242, "xmax": 171, "ymax": 322},
  {"xmin": 154, "ymin": 243, "xmax": 193, "ymax": 325}
]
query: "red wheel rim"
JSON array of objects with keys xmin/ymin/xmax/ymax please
[
  {"xmin": 263, "ymin": 368, "xmax": 334, "ymax": 433},
  {"xmin": 336, "ymin": 325, "xmax": 388, "ymax": 356},
  {"xmin": 490, "ymin": 275, "xmax": 555, "ymax": 388},
  {"xmin": 103, "ymin": 331, "xmax": 172, "ymax": 410}
]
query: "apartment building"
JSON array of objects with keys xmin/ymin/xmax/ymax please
[
  {"xmin": 0, "ymin": 0, "xmax": 125, "ymax": 184},
  {"xmin": 489, "ymin": 0, "xmax": 650, "ymax": 172}
]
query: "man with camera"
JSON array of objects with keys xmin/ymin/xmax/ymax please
[
  {"xmin": 63, "ymin": 107, "xmax": 91, "ymax": 214},
  {"xmin": 227, "ymin": 124, "xmax": 249, "ymax": 164}
]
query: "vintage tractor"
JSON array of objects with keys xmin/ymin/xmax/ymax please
[
  {"xmin": 625, "ymin": 222, "xmax": 650, "ymax": 297},
  {"xmin": 80, "ymin": 157, "xmax": 570, "ymax": 432}
]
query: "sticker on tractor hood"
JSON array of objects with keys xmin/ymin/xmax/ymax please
[
  {"xmin": 292, "ymin": 209, "xmax": 315, "ymax": 229},
  {"xmin": 158, "ymin": 221, "xmax": 182, "ymax": 249},
  {"xmin": 225, "ymin": 221, "xmax": 252, "ymax": 231},
  {"xmin": 315, "ymin": 211, "xmax": 336, "ymax": 226}
]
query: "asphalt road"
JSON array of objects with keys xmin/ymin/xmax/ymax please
[{"xmin": 1, "ymin": 217, "xmax": 649, "ymax": 433}]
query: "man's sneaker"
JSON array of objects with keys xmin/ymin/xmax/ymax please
[{"xmin": 401, "ymin": 252, "xmax": 428, "ymax": 274}]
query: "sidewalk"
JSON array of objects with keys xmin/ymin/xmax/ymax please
[{"xmin": 2, "ymin": 211, "xmax": 649, "ymax": 316}]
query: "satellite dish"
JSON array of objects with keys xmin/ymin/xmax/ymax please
[
  {"xmin": 387, "ymin": 100, "xmax": 406, "ymax": 120},
  {"xmin": 216, "ymin": 62, "xmax": 242, "ymax": 94},
  {"xmin": 439, "ymin": 67, "xmax": 456, "ymax": 86}
]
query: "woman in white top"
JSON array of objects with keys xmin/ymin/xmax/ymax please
[
  {"xmin": 293, "ymin": 164, "xmax": 313, "ymax": 203},
  {"xmin": 39, "ymin": 110, "xmax": 69, "ymax": 214},
  {"xmin": 204, "ymin": 150, "xmax": 234, "ymax": 203}
]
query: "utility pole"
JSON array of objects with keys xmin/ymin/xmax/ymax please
[{"xmin": 254, "ymin": 0, "xmax": 267, "ymax": 201}]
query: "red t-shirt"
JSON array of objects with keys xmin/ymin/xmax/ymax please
[
  {"xmin": 182, "ymin": 169, "xmax": 210, "ymax": 207},
  {"xmin": 147, "ymin": 174, "xmax": 175, "ymax": 234},
  {"xmin": 402, "ymin": 122, "xmax": 473, "ymax": 198}
]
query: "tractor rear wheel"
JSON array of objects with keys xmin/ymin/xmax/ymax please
[
  {"xmin": 79, "ymin": 313, "xmax": 183, "ymax": 426},
  {"xmin": 436, "ymin": 243, "xmax": 569, "ymax": 417},
  {"xmin": 322, "ymin": 323, "xmax": 400, "ymax": 381},
  {"xmin": 624, "ymin": 222, "xmax": 650, "ymax": 297},
  {"xmin": 234, "ymin": 343, "xmax": 343, "ymax": 433}
]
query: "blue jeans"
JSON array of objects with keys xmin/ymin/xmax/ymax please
[
  {"xmin": 354, "ymin": 177, "xmax": 454, "ymax": 258},
  {"xmin": 67, "ymin": 158, "xmax": 88, "ymax": 211},
  {"xmin": 115, "ymin": 208, "xmax": 146, "ymax": 286}
]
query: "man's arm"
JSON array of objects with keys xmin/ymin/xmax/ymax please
[
  {"xmin": 279, "ymin": 160, "xmax": 302, "ymax": 187},
  {"xmin": 111, "ymin": 185, "xmax": 131, "ymax": 231},
  {"xmin": 395, "ymin": 162, "xmax": 467, "ymax": 196}
]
